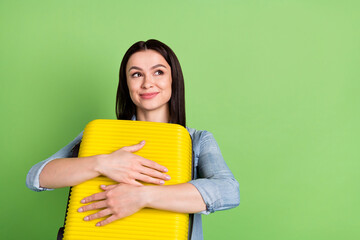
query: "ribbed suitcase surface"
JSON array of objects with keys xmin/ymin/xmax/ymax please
[{"xmin": 63, "ymin": 119, "xmax": 192, "ymax": 240}]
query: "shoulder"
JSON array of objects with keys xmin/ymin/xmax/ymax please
[
  {"xmin": 186, "ymin": 126, "xmax": 217, "ymax": 156},
  {"xmin": 186, "ymin": 126, "xmax": 213, "ymax": 142}
]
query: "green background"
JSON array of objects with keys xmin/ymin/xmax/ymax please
[{"xmin": 1, "ymin": 0, "xmax": 359, "ymax": 239}]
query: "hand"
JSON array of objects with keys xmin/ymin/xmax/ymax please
[
  {"xmin": 78, "ymin": 184, "xmax": 147, "ymax": 226},
  {"xmin": 96, "ymin": 141, "xmax": 170, "ymax": 186}
]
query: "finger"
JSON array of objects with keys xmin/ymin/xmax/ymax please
[
  {"xmin": 121, "ymin": 140, "xmax": 145, "ymax": 153},
  {"xmin": 139, "ymin": 157, "xmax": 168, "ymax": 173},
  {"xmin": 129, "ymin": 179, "xmax": 143, "ymax": 186},
  {"xmin": 84, "ymin": 208, "xmax": 112, "ymax": 221},
  {"xmin": 135, "ymin": 172, "xmax": 166, "ymax": 185},
  {"xmin": 78, "ymin": 200, "xmax": 107, "ymax": 212},
  {"xmin": 100, "ymin": 184, "xmax": 117, "ymax": 191},
  {"xmin": 138, "ymin": 167, "xmax": 171, "ymax": 181},
  {"xmin": 96, "ymin": 215, "xmax": 119, "ymax": 227},
  {"xmin": 81, "ymin": 191, "xmax": 107, "ymax": 204}
]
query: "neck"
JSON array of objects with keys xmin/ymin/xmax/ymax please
[{"xmin": 136, "ymin": 107, "xmax": 170, "ymax": 123}]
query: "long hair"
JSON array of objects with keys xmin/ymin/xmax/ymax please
[{"xmin": 116, "ymin": 39, "xmax": 186, "ymax": 127}]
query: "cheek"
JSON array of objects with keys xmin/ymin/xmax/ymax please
[
  {"xmin": 127, "ymin": 82, "xmax": 138, "ymax": 102},
  {"xmin": 127, "ymin": 81, "xmax": 138, "ymax": 93},
  {"xmin": 161, "ymin": 82, "xmax": 172, "ymax": 100},
  {"xmin": 160, "ymin": 77, "xmax": 172, "ymax": 94}
]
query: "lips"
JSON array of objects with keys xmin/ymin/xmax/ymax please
[{"xmin": 140, "ymin": 92, "xmax": 159, "ymax": 99}]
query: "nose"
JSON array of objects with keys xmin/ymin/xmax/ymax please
[{"xmin": 141, "ymin": 74, "xmax": 154, "ymax": 89}]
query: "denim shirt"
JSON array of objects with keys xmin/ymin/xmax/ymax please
[{"xmin": 26, "ymin": 125, "xmax": 240, "ymax": 240}]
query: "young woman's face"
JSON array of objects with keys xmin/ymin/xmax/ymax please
[{"xmin": 126, "ymin": 50, "xmax": 172, "ymax": 114}]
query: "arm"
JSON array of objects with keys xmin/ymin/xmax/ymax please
[
  {"xmin": 78, "ymin": 182, "xmax": 206, "ymax": 226},
  {"xmin": 112, "ymin": 127, "xmax": 242, "ymax": 214},
  {"xmin": 188, "ymin": 130, "xmax": 240, "ymax": 214},
  {"xmin": 79, "ymin": 130, "xmax": 239, "ymax": 226},
  {"xmin": 144, "ymin": 183, "xmax": 206, "ymax": 213},
  {"xmin": 40, "ymin": 141, "xmax": 170, "ymax": 188},
  {"xmin": 145, "ymin": 130, "xmax": 239, "ymax": 214},
  {"xmin": 26, "ymin": 131, "xmax": 84, "ymax": 191},
  {"xmin": 26, "ymin": 132, "xmax": 170, "ymax": 191},
  {"xmin": 39, "ymin": 155, "xmax": 101, "ymax": 189}
]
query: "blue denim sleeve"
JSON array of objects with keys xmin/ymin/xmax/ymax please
[
  {"xmin": 189, "ymin": 131, "xmax": 240, "ymax": 215},
  {"xmin": 25, "ymin": 131, "xmax": 83, "ymax": 192}
]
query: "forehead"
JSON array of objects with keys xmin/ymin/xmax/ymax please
[{"xmin": 126, "ymin": 50, "xmax": 169, "ymax": 70}]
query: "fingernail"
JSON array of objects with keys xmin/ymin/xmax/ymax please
[
  {"xmin": 140, "ymin": 140, "xmax": 145, "ymax": 144},
  {"xmin": 160, "ymin": 180, "xmax": 165, "ymax": 184},
  {"xmin": 165, "ymin": 175, "xmax": 171, "ymax": 180},
  {"xmin": 84, "ymin": 216, "xmax": 89, "ymax": 221},
  {"xmin": 164, "ymin": 168, "xmax": 168, "ymax": 172},
  {"xmin": 100, "ymin": 185, "xmax": 106, "ymax": 188},
  {"xmin": 81, "ymin": 199, "xmax": 85, "ymax": 203},
  {"xmin": 96, "ymin": 223, "xmax": 101, "ymax": 227},
  {"xmin": 78, "ymin": 208, "xmax": 83, "ymax": 212}
]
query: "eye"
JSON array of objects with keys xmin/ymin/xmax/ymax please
[
  {"xmin": 154, "ymin": 70, "xmax": 164, "ymax": 76},
  {"xmin": 131, "ymin": 72, "xmax": 142, "ymax": 78}
]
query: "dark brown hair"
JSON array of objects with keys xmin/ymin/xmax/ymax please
[{"xmin": 116, "ymin": 39, "xmax": 186, "ymax": 127}]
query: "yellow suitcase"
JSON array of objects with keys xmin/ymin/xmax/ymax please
[{"xmin": 62, "ymin": 119, "xmax": 192, "ymax": 240}]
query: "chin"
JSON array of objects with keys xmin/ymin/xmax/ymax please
[{"xmin": 137, "ymin": 102, "xmax": 168, "ymax": 112}]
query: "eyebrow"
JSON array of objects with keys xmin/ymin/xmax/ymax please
[{"xmin": 128, "ymin": 64, "xmax": 167, "ymax": 72}]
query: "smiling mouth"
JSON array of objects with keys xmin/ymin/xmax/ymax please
[{"xmin": 140, "ymin": 92, "xmax": 159, "ymax": 99}]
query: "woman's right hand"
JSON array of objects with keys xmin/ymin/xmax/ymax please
[{"xmin": 95, "ymin": 141, "xmax": 170, "ymax": 186}]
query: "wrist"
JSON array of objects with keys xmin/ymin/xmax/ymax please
[
  {"xmin": 142, "ymin": 185, "xmax": 157, "ymax": 208},
  {"xmin": 92, "ymin": 154, "xmax": 106, "ymax": 176}
]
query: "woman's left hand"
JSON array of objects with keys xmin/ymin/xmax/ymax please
[{"xmin": 78, "ymin": 184, "xmax": 147, "ymax": 226}]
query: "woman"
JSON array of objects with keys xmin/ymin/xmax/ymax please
[{"xmin": 26, "ymin": 39, "xmax": 240, "ymax": 240}]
